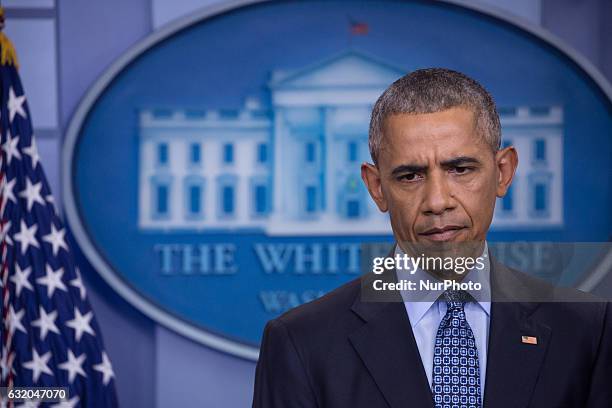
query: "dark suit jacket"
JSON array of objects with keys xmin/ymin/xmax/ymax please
[{"xmin": 252, "ymin": 254, "xmax": 612, "ymax": 408}]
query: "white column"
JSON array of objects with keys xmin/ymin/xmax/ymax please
[
  {"xmin": 171, "ymin": 139, "xmax": 185, "ymax": 225},
  {"xmin": 272, "ymin": 108, "xmax": 284, "ymax": 220},
  {"xmin": 236, "ymin": 140, "xmax": 250, "ymax": 223},
  {"xmin": 323, "ymin": 107, "xmax": 336, "ymax": 221}
]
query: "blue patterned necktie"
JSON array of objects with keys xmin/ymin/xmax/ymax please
[{"xmin": 432, "ymin": 290, "xmax": 481, "ymax": 408}]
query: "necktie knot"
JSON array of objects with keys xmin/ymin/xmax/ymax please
[{"xmin": 442, "ymin": 289, "xmax": 470, "ymax": 311}]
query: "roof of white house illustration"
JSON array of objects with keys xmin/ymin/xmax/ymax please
[
  {"xmin": 268, "ymin": 50, "xmax": 406, "ymax": 108},
  {"xmin": 269, "ymin": 50, "xmax": 406, "ymax": 89}
]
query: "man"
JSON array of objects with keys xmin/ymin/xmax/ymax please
[{"xmin": 252, "ymin": 69, "xmax": 612, "ymax": 407}]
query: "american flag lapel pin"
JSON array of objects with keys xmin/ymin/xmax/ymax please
[{"xmin": 522, "ymin": 335, "xmax": 538, "ymax": 345}]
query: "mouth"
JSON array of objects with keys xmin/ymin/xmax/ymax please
[{"xmin": 418, "ymin": 225, "xmax": 466, "ymax": 242}]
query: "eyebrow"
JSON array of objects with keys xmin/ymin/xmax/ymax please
[
  {"xmin": 390, "ymin": 156, "xmax": 481, "ymax": 176},
  {"xmin": 440, "ymin": 156, "xmax": 481, "ymax": 167},
  {"xmin": 390, "ymin": 164, "xmax": 427, "ymax": 176}
]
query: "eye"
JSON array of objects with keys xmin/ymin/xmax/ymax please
[
  {"xmin": 450, "ymin": 166, "xmax": 474, "ymax": 175},
  {"xmin": 398, "ymin": 173, "xmax": 423, "ymax": 182}
]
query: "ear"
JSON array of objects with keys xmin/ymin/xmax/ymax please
[
  {"xmin": 494, "ymin": 146, "xmax": 518, "ymax": 197},
  {"xmin": 361, "ymin": 162, "xmax": 388, "ymax": 212}
]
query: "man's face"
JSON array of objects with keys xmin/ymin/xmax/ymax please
[{"xmin": 361, "ymin": 107, "xmax": 517, "ymax": 248}]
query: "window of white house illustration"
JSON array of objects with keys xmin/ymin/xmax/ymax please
[
  {"xmin": 257, "ymin": 143, "xmax": 268, "ymax": 164},
  {"xmin": 529, "ymin": 172, "xmax": 552, "ymax": 218},
  {"xmin": 223, "ymin": 143, "xmax": 234, "ymax": 164},
  {"xmin": 251, "ymin": 177, "xmax": 270, "ymax": 217},
  {"xmin": 218, "ymin": 175, "xmax": 237, "ymax": 218},
  {"xmin": 305, "ymin": 141, "xmax": 316, "ymax": 163},
  {"xmin": 305, "ymin": 185, "xmax": 317, "ymax": 214},
  {"xmin": 533, "ymin": 138, "xmax": 547, "ymax": 164},
  {"xmin": 150, "ymin": 175, "xmax": 173, "ymax": 219},
  {"xmin": 346, "ymin": 198, "xmax": 360, "ymax": 218},
  {"xmin": 347, "ymin": 141, "xmax": 358, "ymax": 162},
  {"xmin": 157, "ymin": 142, "xmax": 169, "ymax": 166},
  {"xmin": 189, "ymin": 143, "xmax": 201, "ymax": 166},
  {"xmin": 184, "ymin": 176, "xmax": 205, "ymax": 219},
  {"xmin": 340, "ymin": 175, "xmax": 363, "ymax": 219}
]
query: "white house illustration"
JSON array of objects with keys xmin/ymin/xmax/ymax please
[{"xmin": 138, "ymin": 51, "xmax": 564, "ymax": 234}]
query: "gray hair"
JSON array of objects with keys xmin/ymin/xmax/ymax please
[{"xmin": 368, "ymin": 68, "xmax": 501, "ymax": 164}]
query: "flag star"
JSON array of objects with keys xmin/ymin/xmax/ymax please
[
  {"xmin": 2, "ymin": 176, "xmax": 17, "ymax": 204},
  {"xmin": 58, "ymin": 350, "xmax": 86, "ymax": 383},
  {"xmin": 13, "ymin": 220, "xmax": 39, "ymax": 255},
  {"xmin": 42, "ymin": 224, "xmax": 68, "ymax": 256},
  {"xmin": 23, "ymin": 138, "xmax": 40, "ymax": 169},
  {"xmin": 23, "ymin": 349, "xmax": 53, "ymax": 383},
  {"xmin": 3, "ymin": 131, "xmax": 21, "ymax": 165},
  {"xmin": 1, "ymin": 177, "xmax": 17, "ymax": 218},
  {"xmin": 50, "ymin": 396, "xmax": 79, "ymax": 408},
  {"xmin": 31, "ymin": 306, "xmax": 60, "ymax": 340},
  {"xmin": 8, "ymin": 305, "xmax": 27, "ymax": 335},
  {"xmin": 10, "ymin": 263, "xmax": 33, "ymax": 296},
  {"xmin": 19, "ymin": 178, "xmax": 45, "ymax": 211},
  {"xmin": 70, "ymin": 268, "xmax": 87, "ymax": 300},
  {"xmin": 36, "ymin": 264, "xmax": 67, "ymax": 298},
  {"xmin": 8, "ymin": 86, "xmax": 27, "ymax": 122},
  {"xmin": 0, "ymin": 220, "xmax": 12, "ymax": 246},
  {"xmin": 66, "ymin": 308, "xmax": 95, "ymax": 342},
  {"xmin": 93, "ymin": 352, "xmax": 114, "ymax": 385}
]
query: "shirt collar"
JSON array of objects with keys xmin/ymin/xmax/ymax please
[{"xmin": 396, "ymin": 242, "xmax": 491, "ymax": 327}]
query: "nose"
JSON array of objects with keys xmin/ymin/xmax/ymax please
[{"xmin": 422, "ymin": 170, "xmax": 455, "ymax": 215}]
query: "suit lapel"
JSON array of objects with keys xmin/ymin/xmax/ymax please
[
  {"xmin": 348, "ymin": 244, "xmax": 433, "ymax": 407},
  {"xmin": 483, "ymin": 257, "xmax": 552, "ymax": 408},
  {"xmin": 349, "ymin": 300, "xmax": 435, "ymax": 408}
]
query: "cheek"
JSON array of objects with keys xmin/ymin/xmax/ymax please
[
  {"xmin": 453, "ymin": 173, "xmax": 487, "ymax": 192},
  {"xmin": 452, "ymin": 171, "xmax": 498, "ymax": 197},
  {"xmin": 385, "ymin": 186, "xmax": 421, "ymax": 225},
  {"xmin": 451, "ymin": 175, "xmax": 498, "ymax": 220},
  {"xmin": 454, "ymin": 182, "xmax": 497, "ymax": 231},
  {"xmin": 385, "ymin": 184, "xmax": 415, "ymax": 210}
]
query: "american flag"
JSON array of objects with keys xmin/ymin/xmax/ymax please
[
  {"xmin": 349, "ymin": 19, "xmax": 369, "ymax": 35},
  {"xmin": 0, "ymin": 30, "xmax": 118, "ymax": 407}
]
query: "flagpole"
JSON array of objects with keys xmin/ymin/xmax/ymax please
[
  {"xmin": 0, "ymin": 7, "xmax": 21, "ymax": 398},
  {"xmin": 0, "ymin": 4, "xmax": 17, "ymax": 405},
  {"xmin": 0, "ymin": 7, "xmax": 18, "ymax": 68}
]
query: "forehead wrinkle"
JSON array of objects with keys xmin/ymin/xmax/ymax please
[{"xmin": 378, "ymin": 109, "xmax": 490, "ymax": 168}]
